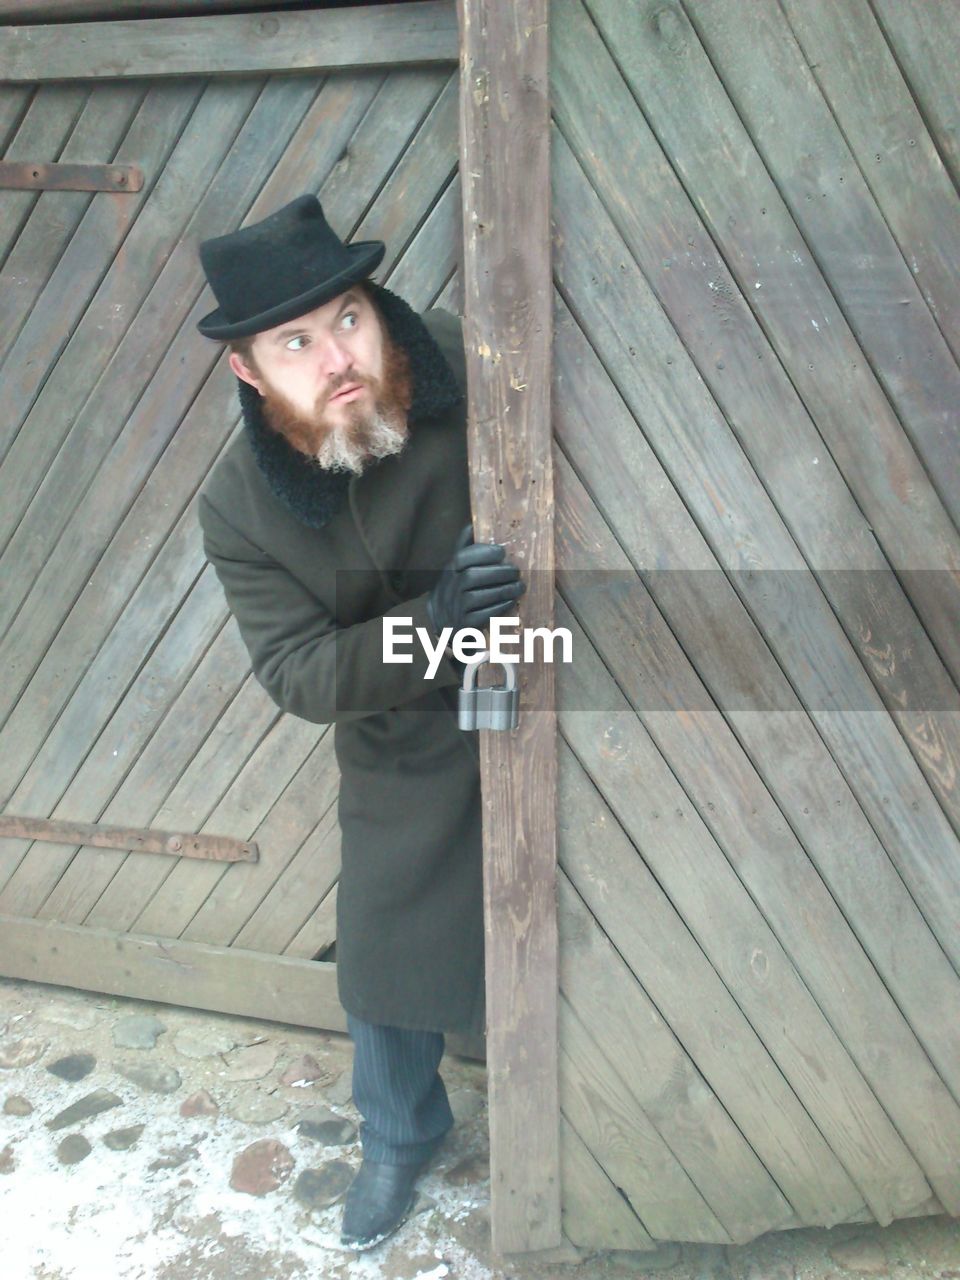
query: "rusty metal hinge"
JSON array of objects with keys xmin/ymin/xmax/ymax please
[
  {"xmin": 0, "ymin": 162, "xmax": 144, "ymax": 192},
  {"xmin": 0, "ymin": 815, "xmax": 257, "ymax": 863}
]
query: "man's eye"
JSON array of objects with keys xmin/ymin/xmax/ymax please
[
  {"xmin": 286, "ymin": 335, "xmax": 310, "ymax": 351},
  {"xmin": 341, "ymin": 312, "xmax": 358, "ymax": 330}
]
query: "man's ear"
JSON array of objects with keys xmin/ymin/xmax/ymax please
[{"xmin": 228, "ymin": 350, "xmax": 264, "ymax": 393}]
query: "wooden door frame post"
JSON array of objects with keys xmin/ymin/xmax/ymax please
[{"xmin": 457, "ymin": 0, "xmax": 560, "ymax": 1255}]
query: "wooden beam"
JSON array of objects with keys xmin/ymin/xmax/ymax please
[
  {"xmin": 0, "ymin": 814, "xmax": 257, "ymax": 862},
  {"xmin": 0, "ymin": 2, "xmax": 458, "ymax": 81},
  {"xmin": 457, "ymin": 0, "xmax": 559, "ymax": 1256},
  {"xmin": 0, "ymin": 0, "xmax": 309, "ymax": 21},
  {"xmin": 0, "ymin": 913, "xmax": 346, "ymax": 1030}
]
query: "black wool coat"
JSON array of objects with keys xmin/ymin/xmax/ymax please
[{"xmin": 197, "ymin": 284, "xmax": 484, "ymax": 1036}]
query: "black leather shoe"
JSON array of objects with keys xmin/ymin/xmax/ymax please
[{"xmin": 339, "ymin": 1158, "xmax": 427, "ymax": 1251}]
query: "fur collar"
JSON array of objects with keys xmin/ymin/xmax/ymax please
[{"xmin": 237, "ymin": 282, "xmax": 463, "ymax": 529}]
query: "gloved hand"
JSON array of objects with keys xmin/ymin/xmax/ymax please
[{"xmin": 427, "ymin": 524, "xmax": 526, "ymax": 633}]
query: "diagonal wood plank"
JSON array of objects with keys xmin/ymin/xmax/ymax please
[
  {"xmin": 0, "ymin": 81, "xmax": 145, "ymax": 362},
  {"xmin": 576, "ymin": 0, "xmax": 960, "ymax": 677},
  {"xmin": 552, "ymin": 293, "xmax": 960, "ymax": 1105},
  {"xmin": 556, "ymin": 732, "xmax": 871, "ymax": 1225},
  {"xmin": 560, "ymin": 1114, "xmax": 654, "ymax": 1251},
  {"xmin": 868, "ymin": 0, "xmax": 960, "ymax": 192},
  {"xmin": 681, "ymin": 0, "xmax": 960, "ymax": 523},
  {"xmin": 551, "ymin": 0, "xmax": 960, "ymax": 835},
  {"xmin": 0, "ymin": 76, "xmax": 214, "ymax": 475},
  {"xmin": 83, "ymin": 676, "xmax": 281, "ymax": 932},
  {"xmin": 778, "ymin": 0, "xmax": 960, "ymax": 364},
  {"xmin": 551, "ymin": 130, "xmax": 960, "ymax": 974},
  {"xmin": 559, "ymin": 870, "xmax": 799, "ymax": 1240},
  {"xmin": 0, "ymin": 83, "xmax": 86, "ymax": 267}
]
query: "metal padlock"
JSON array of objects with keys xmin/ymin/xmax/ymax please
[{"xmin": 458, "ymin": 654, "xmax": 519, "ymax": 731}]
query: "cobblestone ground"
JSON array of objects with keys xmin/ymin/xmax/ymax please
[{"xmin": 1, "ymin": 976, "xmax": 957, "ymax": 1280}]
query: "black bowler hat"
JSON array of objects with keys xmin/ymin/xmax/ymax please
[{"xmin": 196, "ymin": 194, "xmax": 386, "ymax": 340}]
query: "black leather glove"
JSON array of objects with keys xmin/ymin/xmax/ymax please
[{"xmin": 427, "ymin": 524, "xmax": 526, "ymax": 633}]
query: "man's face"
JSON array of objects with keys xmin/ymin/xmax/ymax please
[{"xmin": 228, "ymin": 285, "xmax": 411, "ymax": 472}]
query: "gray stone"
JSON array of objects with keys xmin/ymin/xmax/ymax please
[
  {"xmin": 280, "ymin": 1054, "xmax": 337, "ymax": 1088},
  {"xmin": 443, "ymin": 1151, "xmax": 490, "ymax": 1187},
  {"xmin": 102, "ymin": 1124, "xmax": 146, "ymax": 1151},
  {"xmin": 46, "ymin": 1052, "xmax": 96, "ymax": 1082},
  {"xmin": 56, "ymin": 1134, "xmax": 93, "ymax": 1165},
  {"xmin": 829, "ymin": 1237, "xmax": 889, "ymax": 1275},
  {"xmin": 39, "ymin": 1002, "xmax": 99, "ymax": 1031},
  {"xmin": 0, "ymin": 1036, "xmax": 47, "ymax": 1068},
  {"xmin": 148, "ymin": 1141, "xmax": 200, "ymax": 1172},
  {"xmin": 608, "ymin": 1242, "xmax": 684, "ymax": 1272},
  {"xmin": 227, "ymin": 1087, "xmax": 289, "ymax": 1124},
  {"xmin": 180, "ymin": 1090, "xmax": 219, "ymax": 1118},
  {"xmin": 46, "ymin": 1088, "xmax": 123, "ymax": 1131},
  {"xmin": 448, "ymin": 1088, "xmax": 485, "ymax": 1126},
  {"xmin": 230, "ymin": 1138, "xmax": 295, "ymax": 1195},
  {"xmin": 3, "ymin": 1094, "xmax": 33, "ymax": 1116},
  {"xmin": 222, "ymin": 1040, "xmax": 278, "ymax": 1081},
  {"xmin": 172, "ymin": 1027, "xmax": 237, "ymax": 1060},
  {"xmin": 292, "ymin": 1160, "xmax": 354, "ymax": 1209},
  {"xmin": 297, "ymin": 1115, "xmax": 357, "ymax": 1146},
  {"xmin": 113, "ymin": 1061, "xmax": 181, "ymax": 1094},
  {"xmin": 0, "ymin": 1144, "xmax": 14, "ymax": 1174},
  {"xmin": 112, "ymin": 1014, "xmax": 166, "ymax": 1050},
  {"xmin": 323, "ymin": 1071, "xmax": 353, "ymax": 1106}
]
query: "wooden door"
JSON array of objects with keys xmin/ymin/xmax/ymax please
[{"xmin": 0, "ymin": 57, "xmax": 463, "ymax": 1031}]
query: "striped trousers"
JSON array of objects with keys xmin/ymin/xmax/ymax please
[{"xmin": 347, "ymin": 1013, "xmax": 454, "ymax": 1165}]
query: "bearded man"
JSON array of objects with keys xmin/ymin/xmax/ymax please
[{"xmin": 195, "ymin": 195, "xmax": 523, "ymax": 1251}]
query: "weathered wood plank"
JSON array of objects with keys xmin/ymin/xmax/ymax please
[
  {"xmin": 560, "ymin": 965, "xmax": 733, "ymax": 1241},
  {"xmin": 0, "ymin": 87, "xmax": 32, "ymax": 154},
  {"xmin": 552, "ymin": 294, "xmax": 960, "ymax": 1107},
  {"xmin": 559, "ymin": 863, "xmax": 798, "ymax": 1240},
  {"xmin": 0, "ymin": 75, "xmax": 308, "ymax": 600},
  {"xmin": 180, "ymin": 732, "xmax": 340, "ymax": 946},
  {"xmin": 870, "ymin": 0, "xmax": 960, "ymax": 190},
  {"xmin": 83, "ymin": 677, "xmax": 280, "ymax": 932},
  {"xmin": 0, "ymin": 77, "xmax": 358, "ymax": 767},
  {"xmin": 681, "ymin": 0, "xmax": 960, "ymax": 525},
  {"xmin": 385, "ymin": 170, "xmax": 461, "ymax": 310},
  {"xmin": 560, "ymin": 1114, "xmax": 655, "ymax": 1251},
  {"xmin": 552, "ymin": 0, "xmax": 960, "ymax": 842},
  {"xmin": 551, "ymin": 128, "xmax": 960, "ymax": 974},
  {"xmin": 0, "ymin": 78, "xmax": 208, "ymax": 457},
  {"xmin": 555, "ymin": 469, "xmax": 939, "ymax": 1223},
  {"xmin": 0, "ymin": 914, "xmax": 347, "ymax": 1032},
  {"xmin": 236, "ymin": 801, "xmax": 341, "ymax": 956},
  {"xmin": 0, "ymin": 83, "xmax": 86, "ymax": 267},
  {"xmin": 351, "ymin": 72, "xmax": 458, "ymax": 274},
  {"xmin": 131, "ymin": 719, "xmax": 327, "ymax": 941},
  {"xmin": 1, "ymin": 0, "xmax": 310, "ymax": 19},
  {"xmin": 0, "ymin": 83, "xmax": 144, "ymax": 363},
  {"xmin": 576, "ymin": 0, "xmax": 960, "ymax": 681},
  {"xmin": 779, "ymin": 0, "xmax": 960, "ymax": 364},
  {"xmin": 285, "ymin": 878, "xmax": 340, "ymax": 963},
  {"xmin": 316, "ymin": 66, "xmax": 449, "ymax": 241},
  {"xmin": 556, "ymin": 730, "xmax": 870, "ymax": 1226},
  {"xmin": 458, "ymin": 0, "xmax": 559, "ymax": 1254},
  {"xmin": 0, "ymin": 816, "xmax": 255, "ymax": 863},
  {"xmin": 0, "ymin": 4, "xmax": 459, "ymax": 81},
  {"xmin": 36, "ymin": 621, "xmax": 251, "ymax": 925},
  {"xmin": 0, "ymin": 566, "xmax": 230, "ymax": 915}
]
